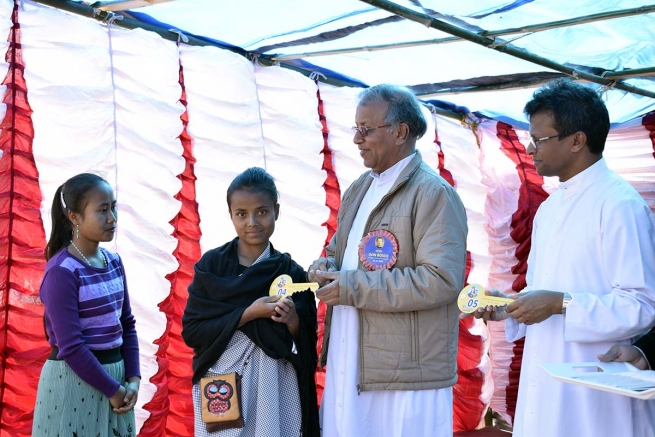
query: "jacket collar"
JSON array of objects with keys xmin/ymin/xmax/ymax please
[{"xmin": 354, "ymin": 150, "xmax": 423, "ymax": 200}]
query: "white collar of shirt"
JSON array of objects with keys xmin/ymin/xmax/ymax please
[
  {"xmin": 559, "ymin": 157, "xmax": 609, "ymax": 199},
  {"xmin": 369, "ymin": 152, "xmax": 416, "ymax": 186},
  {"xmin": 370, "ymin": 152, "xmax": 416, "ymax": 184}
]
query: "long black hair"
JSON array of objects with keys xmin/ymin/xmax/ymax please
[
  {"xmin": 226, "ymin": 167, "xmax": 279, "ymax": 210},
  {"xmin": 45, "ymin": 173, "xmax": 108, "ymax": 260}
]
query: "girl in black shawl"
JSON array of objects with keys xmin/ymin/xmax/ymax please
[{"xmin": 182, "ymin": 168, "xmax": 319, "ymax": 437}]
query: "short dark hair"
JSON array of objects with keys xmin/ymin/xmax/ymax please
[
  {"xmin": 359, "ymin": 84, "xmax": 427, "ymax": 141},
  {"xmin": 45, "ymin": 173, "xmax": 109, "ymax": 260},
  {"xmin": 523, "ymin": 78, "xmax": 609, "ymax": 154},
  {"xmin": 227, "ymin": 167, "xmax": 279, "ymax": 209}
]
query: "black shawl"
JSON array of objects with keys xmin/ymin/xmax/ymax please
[{"xmin": 182, "ymin": 237, "xmax": 319, "ymax": 436}]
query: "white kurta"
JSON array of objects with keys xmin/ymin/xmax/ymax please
[
  {"xmin": 320, "ymin": 154, "xmax": 453, "ymax": 437},
  {"xmin": 506, "ymin": 158, "xmax": 655, "ymax": 437}
]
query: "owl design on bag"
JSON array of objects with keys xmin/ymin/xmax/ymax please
[{"xmin": 204, "ymin": 379, "xmax": 234, "ymax": 415}]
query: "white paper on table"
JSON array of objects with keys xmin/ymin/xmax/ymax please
[{"xmin": 541, "ymin": 362, "xmax": 655, "ymax": 400}]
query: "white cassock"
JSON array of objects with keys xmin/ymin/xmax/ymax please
[
  {"xmin": 506, "ymin": 158, "xmax": 655, "ymax": 437},
  {"xmin": 320, "ymin": 154, "xmax": 452, "ymax": 437}
]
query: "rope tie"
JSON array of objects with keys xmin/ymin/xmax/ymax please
[
  {"xmin": 309, "ymin": 71, "xmax": 326, "ymax": 81},
  {"xmin": 104, "ymin": 10, "xmax": 120, "ymax": 247},
  {"xmin": 169, "ymin": 29, "xmax": 189, "ymax": 44},
  {"xmin": 102, "ymin": 11, "xmax": 123, "ymax": 26},
  {"xmin": 248, "ymin": 53, "xmax": 267, "ymax": 170},
  {"xmin": 248, "ymin": 53, "xmax": 262, "ymax": 65},
  {"xmin": 598, "ymin": 80, "xmax": 617, "ymax": 96},
  {"xmin": 597, "ymin": 70, "xmax": 617, "ymax": 96},
  {"xmin": 487, "ymin": 33, "xmax": 532, "ymax": 49},
  {"xmin": 249, "ymin": 53, "xmax": 278, "ymax": 66},
  {"xmin": 462, "ymin": 114, "xmax": 482, "ymax": 146}
]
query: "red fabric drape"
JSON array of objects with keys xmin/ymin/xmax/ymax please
[
  {"xmin": 139, "ymin": 58, "xmax": 197, "ymax": 437},
  {"xmin": 495, "ymin": 121, "xmax": 549, "ymax": 422},
  {"xmin": 0, "ymin": 2, "xmax": 49, "ymax": 435},
  {"xmin": 314, "ymin": 83, "xmax": 341, "ymax": 404},
  {"xmin": 434, "ymin": 127, "xmax": 486, "ymax": 431},
  {"xmin": 643, "ymin": 111, "xmax": 655, "ymax": 160}
]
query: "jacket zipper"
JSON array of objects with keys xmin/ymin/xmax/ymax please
[
  {"xmin": 357, "ymin": 309, "xmax": 364, "ymax": 395},
  {"xmin": 351, "ymin": 159, "xmax": 419, "ymax": 395}
]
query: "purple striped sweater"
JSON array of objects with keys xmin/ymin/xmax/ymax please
[{"xmin": 40, "ymin": 247, "xmax": 140, "ymax": 398}]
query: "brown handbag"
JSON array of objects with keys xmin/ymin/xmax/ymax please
[{"xmin": 200, "ymin": 372, "xmax": 244, "ymax": 432}]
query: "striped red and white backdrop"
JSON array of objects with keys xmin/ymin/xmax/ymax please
[{"xmin": 1, "ymin": 1, "xmax": 654, "ymax": 436}]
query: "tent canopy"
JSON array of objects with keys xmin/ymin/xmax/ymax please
[{"xmin": 62, "ymin": 0, "xmax": 655, "ymax": 126}]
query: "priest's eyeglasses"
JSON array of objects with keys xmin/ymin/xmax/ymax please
[
  {"xmin": 529, "ymin": 134, "xmax": 559, "ymax": 150},
  {"xmin": 352, "ymin": 124, "xmax": 391, "ymax": 137}
]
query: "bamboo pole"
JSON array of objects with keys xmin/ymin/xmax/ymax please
[
  {"xmin": 274, "ymin": 4, "xmax": 655, "ymax": 61},
  {"xmin": 359, "ymin": 0, "xmax": 655, "ymax": 99},
  {"xmin": 413, "ymin": 77, "xmax": 560, "ymax": 96},
  {"xmin": 414, "ymin": 67, "xmax": 655, "ymax": 96},
  {"xmin": 94, "ymin": 0, "xmax": 175, "ymax": 12},
  {"xmin": 603, "ymin": 66, "xmax": 655, "ymax": 79}
]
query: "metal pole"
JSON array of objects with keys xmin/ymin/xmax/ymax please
[{"xmin": 359, "ymin": 0, "xmax": 655, "ymax": 99}]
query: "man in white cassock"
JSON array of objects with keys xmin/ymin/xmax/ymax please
[
  {"xmin": 308, "ymin": 84, "xmax": 468, "ymax": 437},
  {"xmin": 475, "ymin": 78, "xmax": 655, "ymax": 437}
]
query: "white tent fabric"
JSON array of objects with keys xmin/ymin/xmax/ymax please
[{"xmin": 1, "ymin": 1, "xmax": 654, "ymax": 436}]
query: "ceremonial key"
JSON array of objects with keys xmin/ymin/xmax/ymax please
[
  {"xmin": 269, "ymin": 274, "xmax": 319, "ymax": 301},
  {"xmin": 458, "ymin": 283, "xmax": 514, "ymax": 313}
]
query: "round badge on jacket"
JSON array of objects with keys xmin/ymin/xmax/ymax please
[{"xmin": 358, "ymin": 229, "xmax": 398, "ymax": 270}]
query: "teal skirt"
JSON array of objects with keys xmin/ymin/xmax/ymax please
[{"xmin": 32, "ymin": 359, "xmax": 136, "ymax": 437}]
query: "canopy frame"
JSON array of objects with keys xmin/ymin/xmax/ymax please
[
  {"xmin": 273, "ymin": 4, "xmax": 655, "ymax": 62},
  {"xmin": 360, "ymin": 0, "xmax": 655, "ymax": 99}
]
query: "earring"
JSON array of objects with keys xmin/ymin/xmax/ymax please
[{"xmin": 76, "ymin": 224, "xmax": 79, "ymax": 240}]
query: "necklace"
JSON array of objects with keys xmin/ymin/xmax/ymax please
[{"xmin": 70, "ymin": 240, "xmax": 107, "ymax": 267}]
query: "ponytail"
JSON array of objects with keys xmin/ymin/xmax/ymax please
[
  {"xmin": 44, "ymin": 173, "xmax": 107, "ymax": 260},
  {"xmin": 44, "ymin": 185, "xmax": 73, "ymax": 260}
]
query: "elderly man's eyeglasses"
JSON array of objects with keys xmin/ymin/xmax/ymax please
[
  {"xmin": 529, "ymin": 134, "xmax": 559, "ymax": 149},
  {"xmin": 352, "ymin": 124, "xmax": 391, "ymax": 137}
]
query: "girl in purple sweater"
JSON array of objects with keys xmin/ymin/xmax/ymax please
[{"xmin": 32, "ymin": 173, "xmax": 140, "ymax": 437}]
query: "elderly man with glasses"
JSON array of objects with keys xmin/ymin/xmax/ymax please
[
  {"xmin": 473, "ymin": 78, "xmax": 655, "ymax": 437},
  {"xmin": 308, "ymin": 84, "xmax": 468, "ymax": 437}
]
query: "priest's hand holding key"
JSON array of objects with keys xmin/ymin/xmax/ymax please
[
  {"xmin": 308, "ymin": 257, "xmax": 340, "ymax": 306},
  {"xmin": 459, "ymin": 284, "xmax": 514, "ymax": 322},
  {"xmin": 461, "ymin": 284, "xmax": 568, "ymax": 325}
]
